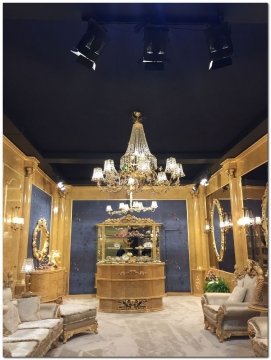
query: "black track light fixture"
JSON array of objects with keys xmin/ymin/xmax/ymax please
[
  {"xmin": 142, "ymin": 26, "xmax": 169, "ymax": 70},
  {"xmin": 206, "ymin": 22, "xmax": 233, "ymax": 70},
  {"xmin": 71, "ymin": 18, "xmax": 106, "ymax": 71}
]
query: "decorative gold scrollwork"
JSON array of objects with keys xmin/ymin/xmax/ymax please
[
  {"xmin": 261, "ymin": 184, "xmax": 268, "ymax": 247},
  {"xmin": 119, "ymin": 270, "xmax": 147, "ymax": 276},
  {"xmin": 118, "ymin": 299, "xmax": 147, "ymax": 310},
  {"xmin": 32, "ymin": 218, "xmax": 50, "ymax": 262},
  {"xmin": 103, "ymin": 214, "xmax": 160, "ymax": 225},
  {"xmin": 210, "ymin": 198, "xmax": 226, "ymax": 262}
]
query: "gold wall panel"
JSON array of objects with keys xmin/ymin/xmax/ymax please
[{"xmin": 191, "ymin": 269, "xmax": 206, "ymax": 296}]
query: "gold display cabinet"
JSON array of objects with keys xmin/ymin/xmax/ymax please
[
  {"xmin": 30, "ymin": 267, "xmax": 66, "ymax": 303},
  {"xmin": 96, "ymin": 214, "xmax": 165, "ymax": 312}
]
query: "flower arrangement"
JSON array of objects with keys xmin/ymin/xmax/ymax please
[{"xmin": 203, "ymin": 270, "xmax": 230, "ymax": 293}]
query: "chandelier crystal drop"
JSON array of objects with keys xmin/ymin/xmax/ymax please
[{"xmin": 91, "ymin": 111, "xmax": 185, "ymax": 194}]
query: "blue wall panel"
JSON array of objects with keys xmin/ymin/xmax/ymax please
[
  {"xmin": 28, "ymin": 185, "xmax": 52, "ymax": 267},
  {"xmin": 70, "ymin": 200, "xmax": 190, "ymax": 294}
]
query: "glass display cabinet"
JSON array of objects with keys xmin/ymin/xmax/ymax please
[
  {"xmin": 96, "ymin": 214, "xmax": 165, "ymax": 313},
  {"xmin": 96, "ymin": 214, "xmax": 162, "ymax": 264}
]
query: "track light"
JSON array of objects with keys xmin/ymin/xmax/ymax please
[
  {"xmin": 143, "ymin": 26, "xmax": 168, "ymax": 70},
  {"xmin": 57, "ymin": 182, "xmax": 66, "ymax": 191},
  {"xmin": 200, "ymin": 178, "xmax": 209, "ymax": 186},
  {"xmin": 71, "ymin": 18, "xmax": 106, "ymax": 71},
  {"xmin": 206, "ymin": 22, "xmax": 233, "ymax": 70}
]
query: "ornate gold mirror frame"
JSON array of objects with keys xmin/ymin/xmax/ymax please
[
  {"xmin": 32, "ymin": 218, "xmax": 50, "ymax": 262},
  {"xmin": 210, "ymin": 198, "xmax": 226, "ymax": 262},
  {"xmin": 261, "ymin": 184, "xmax": 268, "ymax": 247}
]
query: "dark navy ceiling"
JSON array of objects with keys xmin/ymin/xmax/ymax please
[{"xmin": 3, "ymin": 3, "xmax": 268, "ymax": 185}]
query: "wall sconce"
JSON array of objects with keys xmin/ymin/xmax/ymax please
[
  {"xmin": 21, "ymin": 258, "xmax": 35, "ymax": 297},
  {"xmin": 220, "ymin": 212, "xmax": 233, "ymax": 232},
  {"xmin": 204, "ymin": 218, "xmax": 211, "ymax": 233},
  {"xmin": 10, "ymin": 206, "xmax": 24, "ymax": 230}
]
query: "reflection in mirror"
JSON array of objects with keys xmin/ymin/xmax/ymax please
[
  {"xmin": 241, "ymin": 163, "xmax": 268, "ymax": 274},
  {"xmin": 32, "ymin": 218, "xmax": 50, "ymax": 266}
]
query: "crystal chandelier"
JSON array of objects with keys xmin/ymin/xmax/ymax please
[
  {"xmin": 106, "ymin": 191, "xmax": 158, "ymax": 216},
  {"xmin": 91, "ymin": 111, "xmax": 185, "ymax": 194}
]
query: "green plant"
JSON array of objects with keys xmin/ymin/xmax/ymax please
[{"xmin": 203, "ymin": 277, "xmax": 230, "ymax": 293}]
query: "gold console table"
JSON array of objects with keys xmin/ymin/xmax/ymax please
[
  {"xmin": 96, "ymin": 263, "xmax": 165, "ymax": 312},
  {"xmin": 30, "ymin": 267, "xmax": 66, "ymax": 303}
]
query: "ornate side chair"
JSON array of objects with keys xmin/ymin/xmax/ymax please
[{"xmin": 201, "ymin": 260, "xmax": 265, "ymax": 342}]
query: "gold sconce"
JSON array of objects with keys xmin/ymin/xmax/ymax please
[
  {"xmin": 10, "ymin": 206, "xmax": 24, "ymax": 230},
  {"xmin": 21, "ymin": 258, "xmax": 35, "ymax": 297},
  {"xmin": 204, "ymin": 218, "xmax": 211, "ymax": 233}
]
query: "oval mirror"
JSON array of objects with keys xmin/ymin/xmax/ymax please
[
  {"xmin": 210, "ymin": 199, "xmax": 226, "ymax": 262},
  {"xmin": 32, "ymin": 218, "xmax": 50, "ymax": 263}
]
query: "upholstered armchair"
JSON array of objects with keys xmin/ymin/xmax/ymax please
[
  {"xmin": 248, "ymin": 316, "xmax": 268, "ymax": 357},
  {"xmin": 201, "ymin": 260, "xmax": 265, "ymax": 342}
]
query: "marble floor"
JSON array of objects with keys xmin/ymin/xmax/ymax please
[{"xmin": 47, "ymin": 295, "xmax": 255, "ymax": 358}]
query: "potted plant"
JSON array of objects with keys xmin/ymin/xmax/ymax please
[{"xmin": 203, "ymin": 270, "xmax": 230, "ymax": 293}]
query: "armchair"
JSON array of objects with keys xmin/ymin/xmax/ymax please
[{"xmin": 201, "ymin": 260, "xmax": 265, "ymax": 342}]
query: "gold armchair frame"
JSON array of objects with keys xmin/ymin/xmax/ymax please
[{"xmin": 201, "ymin": 260, "xmax": 265, "ymax": 342}]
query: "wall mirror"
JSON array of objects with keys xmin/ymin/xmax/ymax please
[
  {"xmin": 241, "ymin": 162, "xmax": 268, "ymax": 274},
  {"xmin": 32, "ymin": 218, "xmax": 50, "ymax": 263},
  {"xmin": 210, "ymin": 198, "xmax": 225, "ymax": 262},
  {"xmin": 206, "ymin": 185, "xmax": 235, "ymax": 271}
]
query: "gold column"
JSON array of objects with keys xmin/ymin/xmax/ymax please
[
  {"xmin": 198, "ymin": 186, "xmax": 210, "ymax": 270},
  {"xmin": 50, "ymin": 188, "xmax": 59, "ymax": 251},
  {"xmin": 226, "ymin": 164, "xmax": 248, "ymax": 268},
  {"xmin": 54, "ymin": 185, "xmax": 72, "ymax": 295},
  {"xmin": 189, "ymin": 187, "xmax": 208, "ymax": 295},
  {"xmin": 187, "ymin": 190, "xmax": 198, "ymax": 271},
  {"xmin": 192, "ymin": 189, "xmax": 203, "ymax": 268},
  {"xmin": 15, "ymin": 158, "xmax": 39, "ymax": 293},
  {"xmin": 56, "ymin": 186, "xmax": 71, "ymax": 268}
]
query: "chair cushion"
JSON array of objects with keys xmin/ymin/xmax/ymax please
[
  {"xmin": 59, "ymin": 304, "xmax": 96, "ymax": 324},
  {"xmin": 226, "ymin": 286, "xmax": 247, "ymax": 303},
  {"xmin": 17, "ymin": 296, "xmax": 41, "ymax": 322},
  {"xmin": 18, "ymin": 318, "xmax": 63, "ymax": 345},
  {"xmin": 18, "ymin": 318, "xmax": 62, "ymax": 330},
  {"xmin": 3, "ymin": 301, "xmax": 21, "ymax": 336},
  {"xmin": 3, "ymin": 328, "xmax": 50, "ymax": 343},
  {"xmin": 243, "ymin": 275, "xmax": 257, "ymax": 303},
  {"xmin": 4, "ymin": 341, "xmax": 38, "ymax": 358}
]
